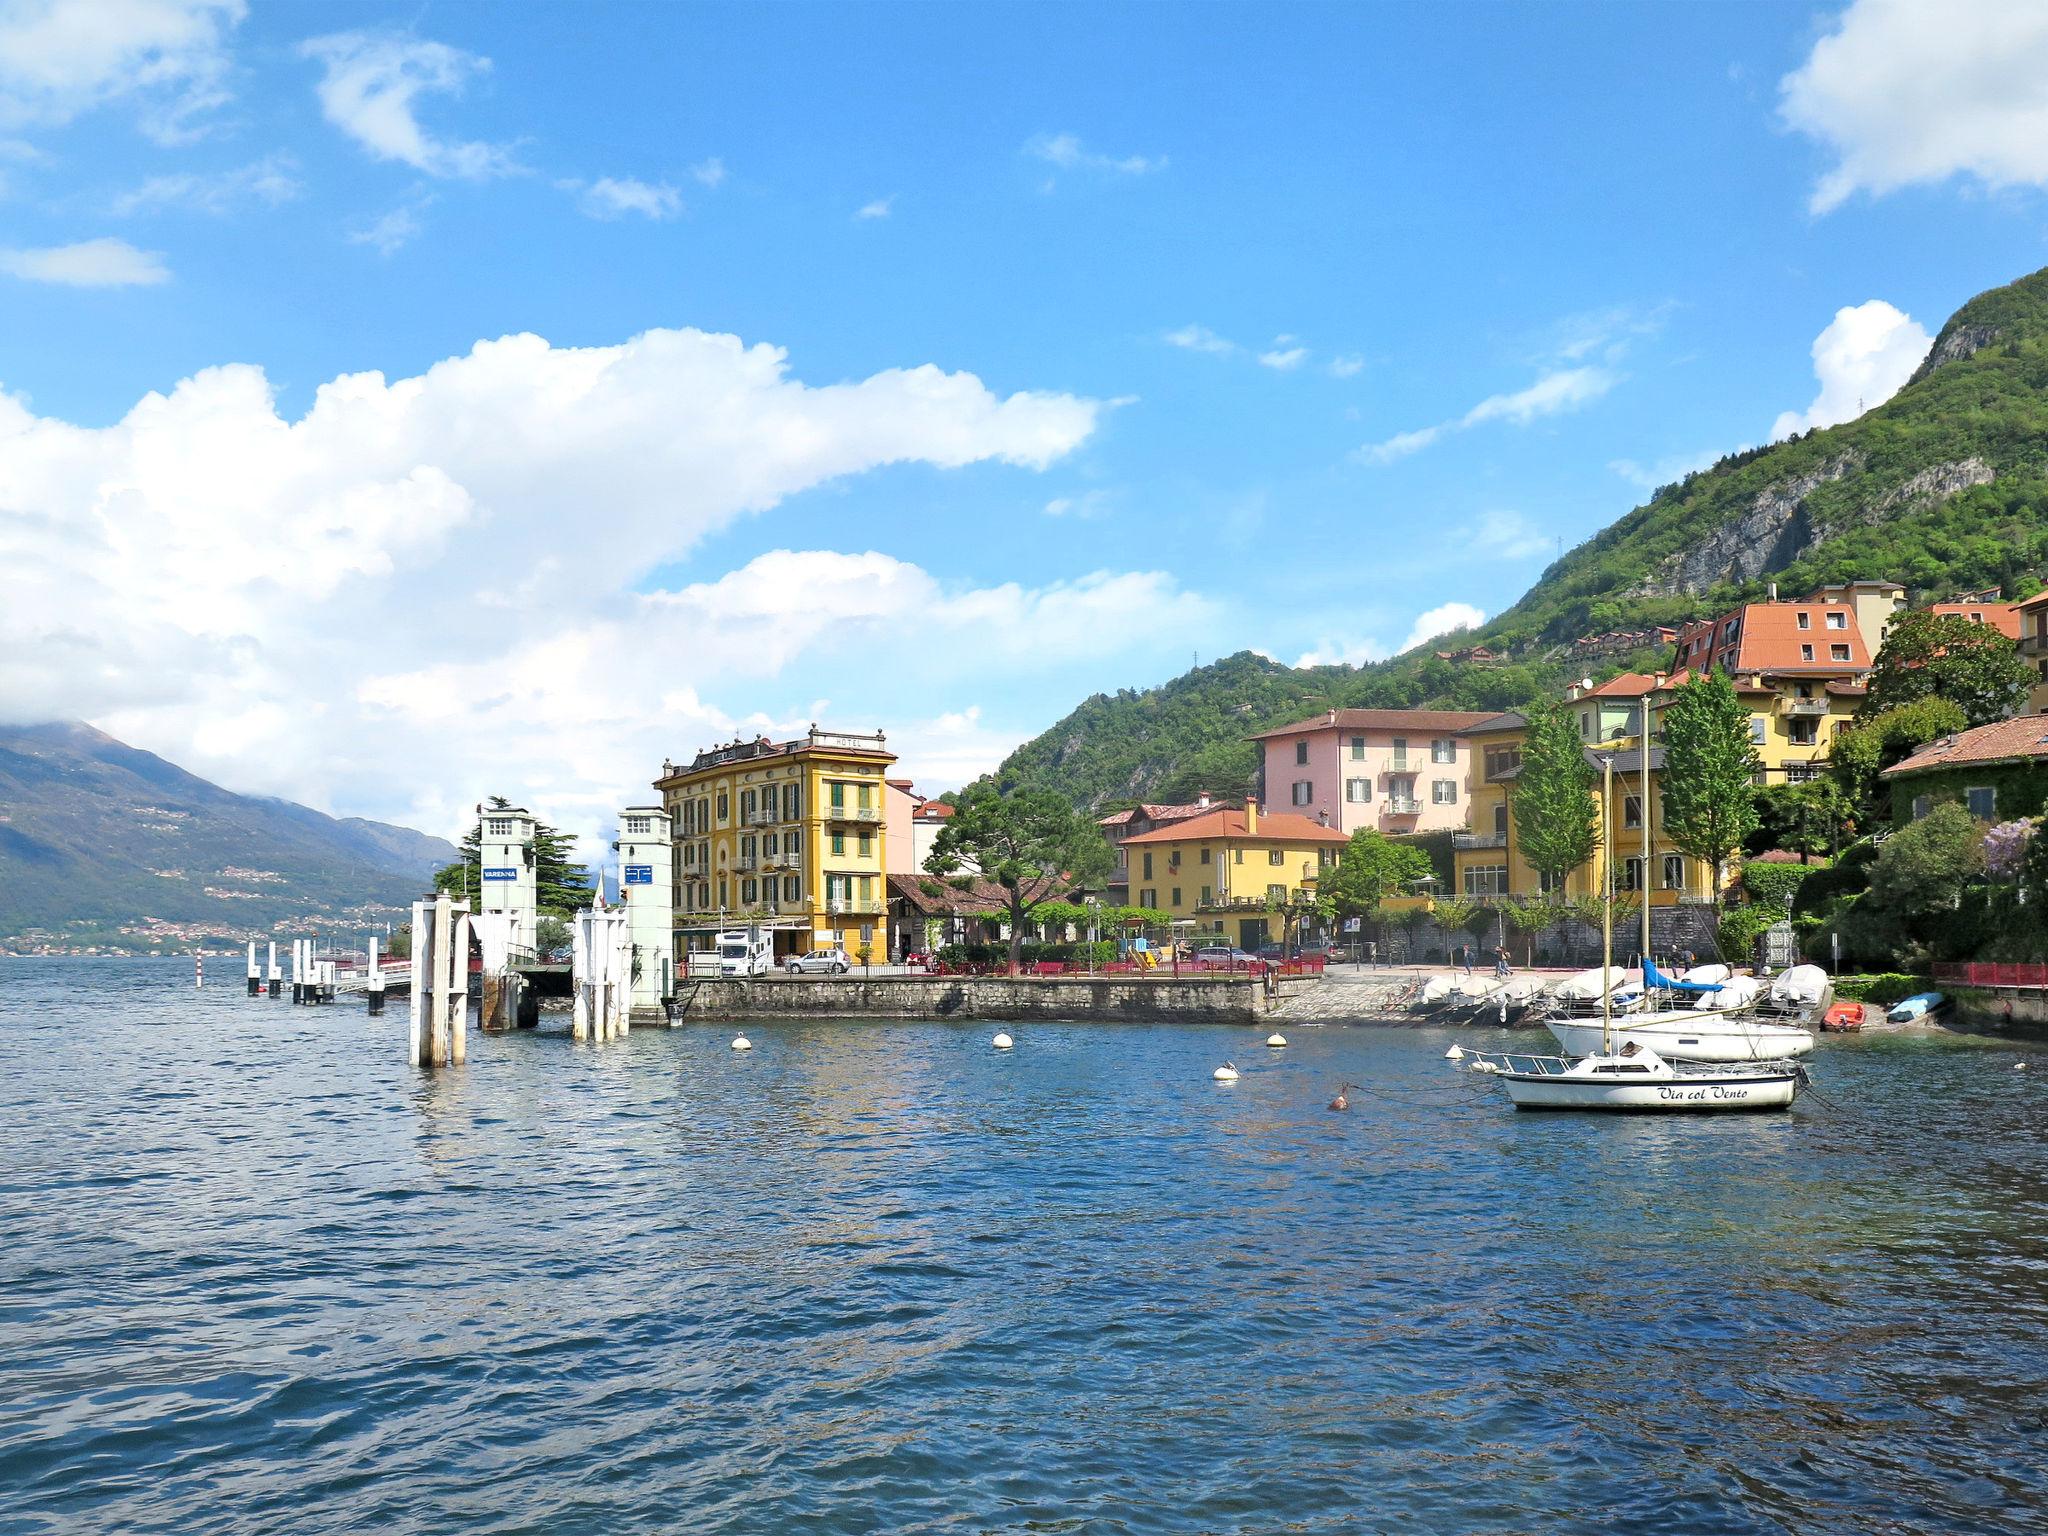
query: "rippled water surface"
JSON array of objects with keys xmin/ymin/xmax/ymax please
[{"xmin": 4, "ymin": 958, "xmax": 2047, "ymax": 1534}]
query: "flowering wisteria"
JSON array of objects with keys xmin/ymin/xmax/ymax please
[{"xmin": 1983, "ymin": 819, "xmax": 2037, "ymax": 879}]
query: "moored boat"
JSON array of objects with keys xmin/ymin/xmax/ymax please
[
  {"xmin": 1546, "ymin": 1010, "xmax": 1814, "ymax": 1062},
  {"xmin": 1887, "ymin": 991, "xmax": 1947, "ymax": 1023},
  {"xmin": 1492, "ymin": 1044, "xmax": 1803, "ymax": 1112}
]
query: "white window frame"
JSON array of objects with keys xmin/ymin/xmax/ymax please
[
  {"xmin": 1291, "ymin": 780, "xmax": 1313, "ymax": 806},
  {"xmin": 1345, "ymin": 777, "xmax": 1371, "ymax": 803},
  {"xmin": 1432, "ymin": 779, "xmax": 1458, "ymax": 805},
  {"xmin": 1431, "ymin": 738, "xmax": 1455, "ymax": 764}
]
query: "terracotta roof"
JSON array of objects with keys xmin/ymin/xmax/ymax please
[
  {"xmin": 1926, "ymin": 602, "xmax": 2023, "ymax": 641},
  {"xmin": 1097, "ymin": 800, "xmax": 1225, "ymax": 829},
  {"xmin": 1672, "ymin": 601, "xmax": 1873, "ymax": 677},
  {"xmin": 1118, "ymin": 806, "xmax": 1349, "ymax": 846},
  {"xmin": 912, "ymin": 801, "xmax": 954, "ymax": 821},
  {"xmin": 1582, "ymin": 671, "xmax": 1661, "ymax": 698},
  {"xmin": 1657, "ymin": 667, "xmax": 1775, "ymax": 695},
  {"xmin": 1249, "ymin": 707, "xmax": 1499, "ymax": 741},
  {"xmin": 1882, "ymin": 717, "xmax": 2048, "ymax": 778},
  {"xmin": 2017, "ymin": 589, "xmax": 2048, "ymax": 613}
]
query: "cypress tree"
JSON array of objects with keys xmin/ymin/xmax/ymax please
[
  {"xmin": 1659, "ymin": 672, "xmax": 1761, "ymax": 909},
  {"xmin": 1512, "ymin": 697, "xmax": 1598, "ymax": 893}
]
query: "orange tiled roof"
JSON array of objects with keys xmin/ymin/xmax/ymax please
[
  {"xmin": 1119, "ymin": 807, "xmax": 1350, "ymax": 846},
  {"xmin": 1926, "ymin": 602, "xmax": 2023, "ymax": 641},
  {"xmin": 1672, "ymin": 600, "xmax": 1872, "ymax": 676},
  {"xmin": 1583, "ymin": 671, "xmax": 1660, "ymax": 698},
  {"xmin": 1882, "ymin": 717, "xmax": 2048, "ymax": 777}
]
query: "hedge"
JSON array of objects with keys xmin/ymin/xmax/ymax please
[{"xmin": 1832, "ymin": 972, "xmax": 1936, "ymax": 1005}]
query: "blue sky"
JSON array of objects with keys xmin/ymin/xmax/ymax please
[{"xmin": 5, "ymin": 0, "xmax": 2047, "ymax": 844}]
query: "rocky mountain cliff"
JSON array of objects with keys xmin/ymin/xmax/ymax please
[
  {"xmin": 992, "ymin": 264, "xmax": 2048, "ymax": 810},
  {"xmin": 0, "ymin": 722, "xmax": 459, "ymax": 952}
]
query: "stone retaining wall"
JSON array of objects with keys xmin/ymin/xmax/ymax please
[{"xmin": 668, "ymin": 974, "xmax": 1269, "ymax": 1024}]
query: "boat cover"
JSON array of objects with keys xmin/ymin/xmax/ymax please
[
  {"xmin": 1695, "ymin": 975, "xmax": 1760, "ymax": 1010},
  {"xmin": 1644, "ymin": 957, "xmax": 1723, "ymax": 993},
  {"xmin": 1770, "ymin": 964, "xmax": 1829, "ymax": 1008}
]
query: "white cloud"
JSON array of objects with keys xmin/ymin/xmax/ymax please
[
  {"xmin": 1294, "ymin": 638, "xmax": 1388, "ymax": 669},
  {"xmin": 0, "ymin": 0, "xmax": 241, "ymax": 143},
  {"xmin": 688, "ymin": 156, "xmax": 725, "ymax": 188},
  {"xmin": 1769, "ymin": 298, "xmax": 1931, "ymax": 439},
  {"xmin": 855, "ymin": 196, "xmax": 893, "ymax": 220},
  {"xmin": 0, "ymin": 326, "xmax": 1118, "ymax": 846},
  {"xmin": 1468, "ymin": 509, "xmax": 1550, "ymax": 560},
  {"xmin": 1162, "ymin": 323, "xmax": 1235, "ymax": 355},
  {"xmin": 1257, "ymin": 335, "xmax": 1308, "ymax": 371},
  {"xmin": 1608, "ymin": 448, "xmax": 1723, "ymax": 492},
  {"xmin": 0, "ymin": 236, "xmax": 167, "ymax": 285},
  {"xmin": 1783, "ymin": 0, "xmax": 2048, "ymax": 213},
  {"xmin": 1042, "ymin": 489, "xmax": 1111, "ymax": 519},
  {"xmin": 1025, "ymin": 131, "xmax": 1165, "ymax": 177},
  {"xmin": 577, "ymin": 176, "xmax": 680, "ymax": 220},
  {"xmin": 1326, "ymin": 354, "xmax": 1365, "ymax": 379},
  {"xmin": 1401, "ymin": 601, "xmax": 1486, "ymax": 652},
  {"xmin": 300, "ymin": 31, "xmax": 516, "ymax": 179},
  {"xmin": 1360, "ymin": 365, "xmax": 1615, "ymax": 464},
  {"xmin": 111, "ymin": 152, "xmax": 300, "ymax": 215},
  {"xmin": 349, "ymin": 198, "xmax": 427, "ymax": 256}
]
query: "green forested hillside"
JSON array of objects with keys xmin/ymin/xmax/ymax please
[{"xmin": 993, "ymin": 265, "xmax": 2048, "ymax": 810}]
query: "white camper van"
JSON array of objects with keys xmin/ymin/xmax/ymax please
[{"xmin": 715, "ymin": 930, "xmax": 774, "ymax": 978}]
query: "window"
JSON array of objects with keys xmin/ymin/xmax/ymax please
[
  {"xmin": 1295, "ymin": 740, "xmax": 1310, "ymax": 765},
  {"xmin": 1580, "ymin": 712, "xmax": 1593, "ymax": 741},
  {"xmin": 784, "ymin": 783, "xmax": 801, "ymax": 819},
  {"xmin": 1493, "ymin": 803, "xmax": 1509, "ymax": 836},
  {"xmin": 1623, "ymin": 794, "xmax": 1643, "ymax": 829},
  {"xmin": 742, "ymin": 878, "xmax": 757, "ymax": 903},
  {"xmin": 1268, "ymin": 883, "xmax": 1287, "ymax": 901},
  {"xmin": 1269, "ymin": 849, "xmax": 1285, "ymax": 866},
  {"xmin": 1199, "ymin": 846, "xmax": 1211, "ymax": 864},
  {"xmin": 1484, "ymin": 746, "xmax": 1521, "ymax": 780},
  {"xmin": 830, "ymin": 780, "xmax": 845, "ymax": 809},
  {"xmin": 487, "ymin": 817, "xmax": 515, "ymax": 837},
  {"xmin": 1141, "ymin": 888, "xmax": 1156, "ymax": 908},
  {"xmin": 1618, "ymin": 856, "xmax": 1644, "ymax": 892},
  {"xmin": 1200, "ymin": 886, "xmax": 1212, "ymax": 905},
  {"xmin": 1826, "ymin": 611, "xmax": 1847, "ymax": 629},
  {"xmin": 1233, "ymin": 849, "xmax": 1244, "ymax": 865},
  {"xmin": 1350, "ymin": 735, "xmax": 1365, "ymax": 760},
  {"xmin": 1831, "ymin": 644, "xmax": 1851, "ymax": 661},
  {"xmin": 1171, "ymin": 887, "xmax": 1182, "ymax": 908},
  {"xmin": 785, "ymin": 876, "xmax": 800, "ymax": 902},
  {"xmin": 1796, "ymin": 611, "xmax": 1811, "ymax": 629},
  {"xmin": 1346, "ymin": 777, "xmax": 1370, "ymax": 802},
  {"xmin": 1432, "ymin": 779, "xmax": 1458, "ymax": 805},
  {"xmin": 1966, "ymin": 785, "xmax": 1997, "ymax": 819},
  {"xmin": 1750, "ymin": 716, "xmax": 1767, "ymax": 744},
  {"xmin": 1432, "ymin": 738, "xmax": 1455, "ymax": 763},
  {"xmin": 857, "ymin": 783, "xmax": 873, "ymax": 809},
  {"xmin": 1784, "ymin": 764, "xmax": 1819, "ymax": 784},
  {"xmin": 1320, "ymin": 848, "xmax": 1338, "ymax": 868},
  {"xmin": 1292, "ymin": 780, "xmax": 1313, "ymax": 805},
  {"xmin": 1911, "ymin": 794, "xmax": 1932, "ymax": 820},
  {"xmin": 857, "ymin": 831, "xmax": 873, "ymax": 857},
  {"xmin": 1800, "ymin": 644, "xmax": 1815, "ymax": 661},
  {"xmin": 740, "ymin": 789, "xmax": 755, "ymax": 820},
  {"xmin": 1463, "ymin": 865, "xmax": 1508, "ymax": 896},
  {"xmin": 762, "ymin": 832, "xmax": 777, "ymax": 856},
  {"xmin": 831, "ymin": 832, "xmax": 845, "ymax": 855},
  {"xmin": 1661, "ymin": 854, "xmax": 1685, "ymax": 890},
  {"xmin": 1787, "ymin": 719, "xmax": 1818, "ymax": 747},
  {"xmin": 624, "ymin": 816, "xmax": 651, "ymax": 835},
  {"xmin": 1143, "ymin": 851, "xmax": 1154, "ymax": 879},
  {"xmin": 716, "ymin": 792, "xmax": 729, "ymax": 822},
  {"xmin": 1391, "ymin": 736, "xmax": 1409, "ymax": 765}
]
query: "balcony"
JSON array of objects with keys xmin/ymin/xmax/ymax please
[
  {"xmin": 1452, "ymin": 830, "xmax": 1507, "ymax": 850},
  {"xmin": 1777, "ymin": 697, "xmax": 1830, "ymax": 716},
  {"xmin": 1384, "ymin": 796, "xmax": 1422, "ymax": 816},
  {"xmin": 2020, "ymin": 627, "xmax": 2048, "ymax": 657},
  {"xmin": 824, "ymin": 805, "xmax": 883, "ymax": 824},
  {"xmin": 826, "ymin": 897, "xmax": 884, "ymax": 916},
  {"xmin": 735, "ymin": 856, "xmax": 757, "ymax": 872},
  {"xmin": 1383, "ymin": 760, "xmax": 1412, "ymax": 777},
  {"xmin": 748, "ymin": 808, "xmax": 780, "ymax": 826}
]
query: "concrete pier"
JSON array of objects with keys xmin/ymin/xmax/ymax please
[
  {"xmin": 572, "ymin": 907, "xmax": 630, "ymax": 1042},
  {"xmin": 408, "ymin": 891, "xmax": 471, "ymax": 1068},
  {"xmin": 667, "ymin": 974, "xmax": 1272, "ymax": 1024}
]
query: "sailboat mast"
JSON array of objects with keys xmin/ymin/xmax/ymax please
[
  {"xmin": 1601, "ymin": 753, "xmax": 1614, "ymax": 1057},
  {"xmin": 1641, "ymin": 693, "xmax": 1653, "ymax": 973}
]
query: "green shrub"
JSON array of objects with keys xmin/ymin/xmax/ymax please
[
  {"xmin": 1833, "ymin": 972, "xmax": 1936, "ymax": 1005},
  {"xmin": 1739, "ymin": 861, "xmax": 1809, "ymax": 910}
]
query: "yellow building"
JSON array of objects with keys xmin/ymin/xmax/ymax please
[
  {"xmin": 1451, "ymin": 710, "xmax": 1721, "ymax": 909},
  {"xmin": 654, "ymin": 727, "xmax": 895, "ymax": 961},
  {"xmin": 1118, "ymin": 799, "xmax": 1348, "ymax": 951}
]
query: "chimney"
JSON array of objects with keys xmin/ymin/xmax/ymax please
[
  {"xmin": 1245, "ymin": 797, "xmax": 1260, "ymax": 835},
  {"xmin": 1769, "ymin": 581, "xmax": 1779, "ymax": 601},
  {"xmin": 1327, "ymin": 708, "xmax": 1337, "ymax": 725},
  {"xmin": 1196, "ymin": 792, "xmax": 1212, "ymax": 808},
  {"xmin": 1318, "ymin": 809, "xmax": 1330, "ymax": 827}
]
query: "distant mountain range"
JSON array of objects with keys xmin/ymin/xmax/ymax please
[
  {"xmin": 991, "ymin": 263, "xmax": 2048, "ymax": 809},
  {"xmin": 0, "ymin": 721, "xmax": 459, "ymax": 953}
]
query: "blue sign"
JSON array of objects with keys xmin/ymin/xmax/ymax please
[
  {"xmin": 482, "ymin": 867, "xmax": 519, "ymax": 882},
  {"xmin": 623, "ymin": 864, "xmax": 653, "ymax": 885}
]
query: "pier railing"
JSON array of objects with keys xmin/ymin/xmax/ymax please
[{"xmin": 1935, "ymin": 961, "xmax": 2048, "ymax": 989}]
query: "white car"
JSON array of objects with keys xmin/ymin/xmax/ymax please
[{"xmin": 786, "ymin": 947, "xmax": 851, "ymax": 975}]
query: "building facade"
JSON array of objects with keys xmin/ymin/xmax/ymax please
[
  {"xmin": 2018, "ymin": 589, "xmax": 2048, "ymax": 715},
  {"xmin": 1250, "ymin": 708, "xmax": 1498, "ymax": 837},
  {"xmin": 654, "ymin": 727, "xmax": 896, "ymax": 961},
  {"xmin": 1098, "ymin": 796, "xmax": 1230, "ymax": 902},
  {"xmin": 615, "ymin": 804, "xmax": 674, "ymax": 1015},
  {"xmin": 1882, "ymin": 717, "xmax": 2048, "ymax": 827},
  {"xmin": 1118, "ymin": 800, "xmax": 1348, "ymax": 951}
]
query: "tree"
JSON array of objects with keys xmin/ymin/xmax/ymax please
[
  {"xmin": 1513, "ymin": 697, "xmax": 1598, "ymax": 891},
  {"xmin": 1501, "ymin": 895, "xmax": 1559, "ymax": 965},
  {"xmin": 1868, "ymin": 802, "xmax": 1986, "ymax": 920},
  {"xmin": 1750, "ymin": 781, "xmax": 1848, "ymax": 862},
  {"xmin": 925, "ymin": 784, "xmax": 1115, "ymax": 974},
  {"xmin": 433, "ymin": 796, "xmax": 593, "ymax": 917},
  {"xmin": 1659, "ymin": 671, "xmax": 1761, "ymax": 909},
  {"xmin": 1862, "ymin": 611, "xmax": 2031, "ymax": 726},
  {"xmin": 1830, "ymin": 697, "xmax": 1969, "ymax": 829},
  {"xmin": 535, "ymin": 916, "xmax": 571, "ymax": 961},
  {"xmin": 1319, "ymin": 828, "xmax": 1432, "ymax": 919}
]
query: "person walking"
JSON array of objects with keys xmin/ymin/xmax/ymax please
[{"xmin": 1494, "ymin": 944, "xmax": 1511, "ymax": 979}]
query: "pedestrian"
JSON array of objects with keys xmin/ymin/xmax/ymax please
[
  {"xmin": 1494, "ymin": 944, "xmax": 1511, "ymax": 978},
  {"xmin": 1461, "ymin": 943, "xmax": 1474, "ymax": 977}
]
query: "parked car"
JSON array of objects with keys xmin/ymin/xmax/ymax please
[
  {"xmin": 1194, "ymin": 945, "xmax": 1257, "ymax": 965},
  {"xmin": 786, "ymin": 947, "xmax": 852, "ymax": 976}
]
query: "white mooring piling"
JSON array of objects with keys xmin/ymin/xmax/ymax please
[
  {"xmin": 367, "ymin": 935, "xmax": 386, "ymax": 1015},
  {"xmin": 571, "ymin": 906, "xmax": 631, "ymax": 1043},
  {"xmin": 408, "ymin": 890, "xmax": 471, "ymax": 1068},
  {"xmin": 266, "ymin": 939, "xmax": 281, "ymax": 996},
  {"xmin": 289, "ymin": 939, "xmax": 303, "ymax": 1004},
  {"xmin": 246, "ymin": 940, "xmax": 260, "ymax": 996},
  {"xmin": 194, "ymin": 951, "xmax": 203, "ymax": 989}
]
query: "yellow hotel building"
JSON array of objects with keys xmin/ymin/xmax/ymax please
[
  {"xmin": 654, "ymin": 727, "xmax": 895, "ymax": 961},
  {"xmin": 1119, "ymin": 800, "xmax": 1348, "ymax": 952}
]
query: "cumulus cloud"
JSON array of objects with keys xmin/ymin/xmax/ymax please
[
  {"xmin": 688, "ymin": 156, "xmax": 726, "ymax": 187},
  {"xmin": 1025, "ymin": 131, "xmax": 1165, "ymax": 176},
  {"xmin": 1162, "ymin": 323, "xmax": 1235, "ymax": 355},
  {"xmin": 1360, "ymin": 366, "xmax": 1615, "ymax": 464},
  {"xmin": 576, "ymin": 175, "xmax": 680, "ymax": 220},
  {"xmin": 111, "ymin": 152, "xmax": 301, "ymax": 215},
  {"xmin": 855, "ymin": 195, "xmax": 893, "ymax": 220},
  {"xmin": 1769, "ymin": 298, "xmax": 1931, "ymax": 439},
  {"xmin": 0, "ymin": 0, "xmax": 242, "ymax": 142},
  {"xmin": 349, "ymin": 197, "xmax": 427, "ymax": 255},
  {"xmin": 1257, "ymin": 335, "xmax": 1308, "ymax": 371},
  {"xmin": 1042, "ymin": 489, "xmax": 1112, "ymax": 518},
  {"xmin": 1468, "ymin": 509, "xmax": 1551, "ymax": 560},
  {"xmin": 1609, "ymin": 448, "xmax": 1723, "ymax": 492},
  {"xmin": 300, "ymin": 30, "xmax": 516, "ymax": 179},
  {"xmin": 1326, "ymin": 354, "xmax": 1365, "ymax": 379},
  {"xmin": 1293, "ymin": 638, "xmax": 1387, "ymax": 669},
  {"xmin": 0, "ymin": 236, "xmax": 167, "ymax": 285},
  {"xmin": 1783, "ymin": 0, "xmax": 2048, "ymax": 213},
  {"xmin": 1401, "ymin": 601, "xmax": 1486, "ymax": 652},
  {"xmin": 0, "ymin": 326, "xmax": 1125, "ymax": 846}
]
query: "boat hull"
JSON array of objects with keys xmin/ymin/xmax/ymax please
[
  {"xmin": 1547, "ymin": 1015, "xmax": 1814, "ymax": 1063},
  {"xmin": 1500, "ymin": 1071, "xmax": 1800, "ymax": 1112}
]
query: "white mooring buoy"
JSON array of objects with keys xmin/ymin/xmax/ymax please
[
  {"xmin": 731, "ymin": 1034, "xmax": 753, "ymax": 1051},
  {"xmin": 992, "ymin": 1032, "xmax": 1014, "ymax": 1050},
  {"xmin": 1265, "ymin": 1032, "xmax": 1287, "ymax": 1048},
  {"xmin": 1213, "ymin": 1062, "xmax": 1240, "ymax": 1082},
  {"xmin": 1445, "ymin": 1044, "xmax": 1466, "ymax": 1060}
]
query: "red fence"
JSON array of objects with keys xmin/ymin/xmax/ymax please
[
  {"xmin": 927, "ymin": 955, "xmax": 1330, "ymax": 979},
  {"xmin": 1934, "ymin": 962, "xmax": 2048, "ymax": 989}
]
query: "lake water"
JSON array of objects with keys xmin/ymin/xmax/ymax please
[{"xmin": 3, "ymin": 957, "xmax": 2046, "ymax": 1534}]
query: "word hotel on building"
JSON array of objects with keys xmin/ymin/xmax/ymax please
[{"xmin": 654, "ymin": 726, "xmax": 896, "ymax": 963}]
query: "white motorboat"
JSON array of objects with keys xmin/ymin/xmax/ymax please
[
  {"xmin": 1546, "ymin": 1009, "xmax": 1814, "ymax": 1063},
  {"xmin": 1492, "ymin": 1043, "xmax": 1802, "ymax": 1112}
]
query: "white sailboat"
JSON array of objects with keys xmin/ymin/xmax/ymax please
[
  {"xmin": 1489, "ymin": 752, "xmax": 1804, "ymax": 1113},
  {"xmin": 1546, "ymin": 956, "xmax": 1813, "ymax": 1062}
]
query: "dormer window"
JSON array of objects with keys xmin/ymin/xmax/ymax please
[
  {"xmin": 1796, "ymin": 612, "xmax": 1811, "ymax": 629},
  {"xmin": 1825, "ymin": 611, "xmax": 1847, "ymax": 629}
]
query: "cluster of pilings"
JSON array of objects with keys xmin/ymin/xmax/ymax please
[
  {"xmin": 241, "ymin": 939, "xmax": 342, "ymax": 1004},
  {"xmin": 572, "ymin": 908, "xmax": 632, "ymax": 1042},
  {"xmin": 410, "ymin": 891, "xmax": 471, "ymax": 1068}
]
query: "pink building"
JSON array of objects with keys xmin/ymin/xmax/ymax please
[{"xmin": 1250, "ymin": 708, "xmax": 1498, "ymax": 837}]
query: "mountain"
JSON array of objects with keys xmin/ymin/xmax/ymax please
[
  {"xmin": 0, "ymin": 722, "xmax": 460, "ymax": 953},
  {"xmin": 993, "ymin": 265, "xmax": 2048, "ymax": 810}
]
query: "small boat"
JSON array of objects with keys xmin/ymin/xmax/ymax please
[
  {"xmin": 1887, "ymin": 991, "xmax": 1947, "ymax": 1023},
  {"xmin": 1821, "ymin": 1000, "xmax": 1864, "ymax": 1033},
  {"xmin": 1492, "ymin": 1043, "xmax": 1803, "ymax": 1113},
  {"xmin": 1762, "ymin": 964, "xmax": 1834, "ymax": 1022},
  {"xmin": 1546, "ymin": 1010, "xmax": 1814, "ymax": 1063},
  {"xmin": 1416, "ymin": 974, "xmax": 1458, "ymax": 1009}
]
